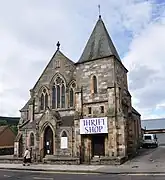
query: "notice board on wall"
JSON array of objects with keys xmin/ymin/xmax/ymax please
[{"xmin": 61, "ymin": 137, "xmax": 68, "ymax": 149}]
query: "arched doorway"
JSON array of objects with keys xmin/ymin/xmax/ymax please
[{"xmin": 44, "ymin": 126, "xmax": 53, "ymax": 156}]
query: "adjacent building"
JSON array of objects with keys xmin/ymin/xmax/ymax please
[
  {"xmin": 142, "ymin": 118, "xmax": 165, "ymax": 145},
  {"xmin": 14, "ymin": 15, "xmax": 142, "ymax": 165},
  {"xmin": 0, "ymin": 125, "xmax": 17, "ymax": 155}
]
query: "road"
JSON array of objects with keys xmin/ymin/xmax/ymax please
[
  {"xmin": 124, "ymin": 145, "xmax": 165, "ymax": 165},
  {"xmin": 0, "ymin": 170, "xmax": 165, "ymax": 180}
]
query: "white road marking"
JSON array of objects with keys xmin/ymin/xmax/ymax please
[
  {"xmin": 4, "ymin": 174, "xmax": 11, "ymax": 177},
  {"xmin": 122, "ymin": 173, "xmax": 165, "ymax": 176},
  {"xmin": 33, "ymin": 177, "xmax": 53, "ymax": 180}
]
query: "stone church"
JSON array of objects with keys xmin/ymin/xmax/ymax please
[{"xmin": 14, "ymin": 15, "xmax": 142, "ymax": 165}]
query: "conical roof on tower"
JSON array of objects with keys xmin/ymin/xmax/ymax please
[{"xmin": 78, "ymin": 16, "xmax": 120, "ymax": 63}]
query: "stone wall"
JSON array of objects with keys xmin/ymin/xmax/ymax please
[
  {"xmin": 76, "ymin": 57, "xmax": 114, "ymax": 105},
  {"xmin": 32, "ymin": 51, "xmax": 76, "ymax": 114},
  {"xmin": 16, "ymin": 49, "xmax": 142, "ymax": 164},
  {"xmin": 55, "ymin": 127, "xmax": 74, "ymax": 157}
]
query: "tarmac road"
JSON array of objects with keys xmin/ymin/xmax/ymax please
[{"xmin": 0, "ymin": 170, "xmax": 165, "ymax": 180}]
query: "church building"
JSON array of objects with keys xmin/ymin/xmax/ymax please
[{"xmin": 14, "ymin": 15, "xmax": 142, "ymax": 165}]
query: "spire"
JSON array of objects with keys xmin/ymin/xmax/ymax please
[{"xmin": 78, "ymin": 17, "xmax": 120, "ymax": 63}]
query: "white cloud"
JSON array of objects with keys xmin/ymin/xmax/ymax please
[
  {"xmin": 0, "ymin": 0, "xmax": 165, "ymax": 119},
  {"xmin": 123, "ymin": 6, "xmax": 165, "ymax": 119}
]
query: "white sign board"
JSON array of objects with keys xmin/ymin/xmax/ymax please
[
  {"xmin": 61, "ymin": 137, "xmax": 68, "ymax": 149},
  {"xmin": 80, "ymin": 117, "xmax": 108, "ymax": 134}
]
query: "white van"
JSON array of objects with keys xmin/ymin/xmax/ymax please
[{"xmin": 142, "ymin": 134, "xmax": 158, "ymax": 148}]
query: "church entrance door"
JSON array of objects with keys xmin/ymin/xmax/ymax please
[
  {"xmin": 92, "ymin": 134, "xmax": 105, "ymax": 157},
  {"xmin": 44, "ymin": 126, "xmax": 53, "ymax": 156}
]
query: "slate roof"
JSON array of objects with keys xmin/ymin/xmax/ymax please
[
  {"xmin": 141, "ymin": 118, "xmax": 165, "ymax": 130},
  {"xmin": 20, "ymin": 98, "xmax": 32, "ymax": 112},
  {"xmin": 132, "ymin": 107, "xmax": 141, "ymax": 116},
  {"xmin": 78, "ymin": 16, "xmax": 120, "ymax": 63}
]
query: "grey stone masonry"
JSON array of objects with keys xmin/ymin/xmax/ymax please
[{"xmin": 14, "ymin": 16, "xmax": 141, "ymax": 165}]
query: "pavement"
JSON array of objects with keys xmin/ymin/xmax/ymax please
[
  {"xmin": 0, "ymin": 170, "xmax": 165, "ymax": 180},
  {"xmin": 0, "ymin": 146, "xmax": 165, "ymax": 175}
]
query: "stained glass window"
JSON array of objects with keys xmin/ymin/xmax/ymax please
[
  {"xmin": 61, "ymin": 84, "xmax": 65, "ymax": 108},
  {"xmin": 52, "ymin": 86, "xmax": 56, "ymax": 109},
  {"xmin": 69, "ymin": 88, "xmax": 74, "ymax": 107},
  {"xmin": 41, "ymin": 93, "xmax": 44, "ymax": 110},
  {"xmin": 57, "ymin": 85, "xmax": 60, "ymax": 108}
]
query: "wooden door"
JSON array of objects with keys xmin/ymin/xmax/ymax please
[{"xmin": 92, "ymin": 134, "xmax": 105, "ymax": 157}]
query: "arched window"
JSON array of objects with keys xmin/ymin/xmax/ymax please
[
  {"xmin": 52, "ymin": 85, "xmax": 56, "ymax": 109},
  {"xmin": 40, "ymin": 88, "xmax": 48, "ymax": 110},
  {"xmin": 57, "ymin": 85, "xmax": 60, "ymax": 108},
  {"xmin": 92, "ymin": 75, "xmax": 97, "ymax": 94},
  {"xmin": 61, "ymin": 84, "xmax": 65, "ymax": 108},
  {"xmin": 61, "ymin": 131, "xmax": 68, "ymax": 149},
  {"xmin": 69, "ymin": 88, "xmax": 74, "ymax": 107},
  {"xmin": 41, "ymin": 93, "xmax": 44, "ymax": 110},
  {"xmin": 69, "ymin": 82, "xmax": 76, "ymax": 108},
  {"xmin": 30, "ymin": 133, "xmax": 34, "ymax": 146},
  {"xmin": 45, "ymin": 93, "xmax": 48, "ymax": 108},
  {"xmin": 52, "ymin": 76, "xmax": 66, "ymax": 109}
]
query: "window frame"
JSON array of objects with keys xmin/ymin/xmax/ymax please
[
  {"xmin": 51, "ymin": 76, "xmax": 66, "ymax": 109},
  {"xmin": 40, "ymin": 88, "xmax": 49, "ymax": 111}
]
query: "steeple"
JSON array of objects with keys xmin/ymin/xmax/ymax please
[{"xmin": 78, "ymin": 17, "xmax": 120, "ymax": 63}]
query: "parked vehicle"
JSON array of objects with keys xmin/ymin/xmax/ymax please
[{"xmin": 142, "ymin": 134, "xmax": 158, "ymax": 148}]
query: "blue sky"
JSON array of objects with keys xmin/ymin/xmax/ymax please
[{"xmin": 0, "ymin": 0, "xmax": 165, "ymax": 119}]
